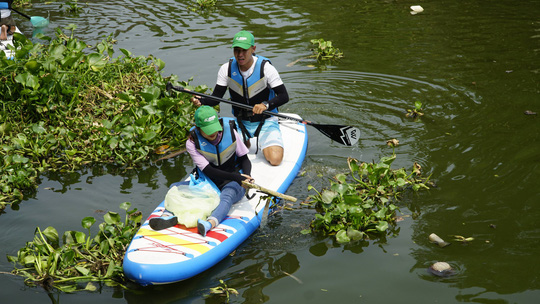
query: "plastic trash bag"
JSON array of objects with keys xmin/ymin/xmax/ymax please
[{"xmin": 165, "ymin": 174, "xmax": 220, "ymax": 228}]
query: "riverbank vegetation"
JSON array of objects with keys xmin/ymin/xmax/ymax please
[{"xmin": 0, "ymin": 26, "xmax": 206, "ymax": 210}]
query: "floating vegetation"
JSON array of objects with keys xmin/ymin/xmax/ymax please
[
  {"xmin": 0, "ymin": 26, "xmax": 207, "ymax": 209},
  {"xmin": 205, "ymin": 280, "xmax": 239, "ymax": 303},
  {"xmin": 406, "ymin": 100, "xmax": 424, "ymax": 119},
  {"xmin": 310, "ymin": 38, "xmax": 343, "ymax": 62},
  {"xmin": 196, "ymin": 0, "xmax": 217, "ymax": 9},
  {"xmin": 303, "ymin": 140, "xmax": 431, "ymax": 243},
  {"xmin": 189, "ymin": 0, "xmax": 217, "ymax": 14},
  {"xmin": 60, "ymin": 0, "xmax": 85, "ymax": 15},
  {"xmin": 7, "ymin": 203, "xmax": 142, "ymax": 292}
]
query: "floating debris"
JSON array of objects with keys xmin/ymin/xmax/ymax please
[
  {"xmin": 154, "ymin": 145, "xmax": 170, "ymax": 154},
  {"xmin": 452, "ymin": 235, "xmax": 474, "ymax": 244},
  {"xmin": 429, "ymin": 233, "xmax": 451, "ymax": 248},
  {"xmin": 410, "ymin": 5, "xmax": 424, "ymax": 15},
  {"xmin": 282, "ymin": 271, "xmax": 303, "ymax": 284},
  {"xmin": 524, "ymin": 110, "xmax": 537, "ymax": 115},
  {"xmin": 428, "ymin": 261, "xmax": 455, "ymax": 277}
]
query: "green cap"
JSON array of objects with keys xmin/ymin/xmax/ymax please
[
  {"xmin": 232, "ymin": 30, "xmax": 255, "ymax": 49},
  {"xmin": 195, "ymin": 106, "xmax": 223, "ymax": 135}
]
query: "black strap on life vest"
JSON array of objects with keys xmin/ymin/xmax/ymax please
[{"xmin": 236, "ymin": 118, "xmax": 266, "ymax": 155}]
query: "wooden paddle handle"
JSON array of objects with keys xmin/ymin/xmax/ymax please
[{"xmin": 242, "ymin": 181, "xmax": 297, "ymax": 202}]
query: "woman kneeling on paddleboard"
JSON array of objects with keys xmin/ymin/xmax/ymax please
[{"xmin": 151, "ymin": 106, "xmax": 254, "ymax": 236}]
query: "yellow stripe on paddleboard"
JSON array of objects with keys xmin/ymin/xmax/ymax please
[{"xmin": 138, "ymin": 228, "xmax": 211, "ymax": 255}]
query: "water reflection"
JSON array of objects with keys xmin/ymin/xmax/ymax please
[
  {"xmin": 41, "ymin": 157, "xmax": 189, "ymax": 195},
  {"xmin": 122, "ymin": 251, "xmax": 300, "ymax": 303}
]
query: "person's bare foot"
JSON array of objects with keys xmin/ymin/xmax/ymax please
[{"xmin": 0, "ymin": 25, "xmax": 8, "ymax": 41}]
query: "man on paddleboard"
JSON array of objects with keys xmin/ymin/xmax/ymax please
[
  {"xmin": 191, "ymin": 30, "xmax": 290, "ymax": 166},
  {"xmin": 151, "ymin": 106, "xmax": 255, "ymax": 236},
  {"xmin": 0, "ymin": 0, "xmax": 16, "ymax": 41}
]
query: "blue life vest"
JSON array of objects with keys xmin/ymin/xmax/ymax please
[
  {"xmin": 0, "ymin": 1, "xmax": 11, "ymax": 9},
  {"xmin": 190, "ymin": 117, "xmax": 239, "ymax": 189},
  {"xmin": 227, "ymin": 55, "xmax": 278, "ymax": 121}
]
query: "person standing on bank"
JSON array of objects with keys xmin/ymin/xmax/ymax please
[
  {"xmin": 191, "ymin": 30, "xmax": 290, "ymax": 166},
  {"xmin": 151, "ymin": 106, "xmax": 255, "ymax": 236},
  {"xmin": 0, "ymin": 0, "xmax": 17, "ymax": 41}
]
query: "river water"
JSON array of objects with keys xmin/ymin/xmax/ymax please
[{"xmin": 2, "ymin": 0, "xmax": 539, "ymax": 303}]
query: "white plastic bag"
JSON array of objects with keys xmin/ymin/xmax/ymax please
[{"xmin": 164, "ymin": 178, "xmax": 220, "ymax": 228}]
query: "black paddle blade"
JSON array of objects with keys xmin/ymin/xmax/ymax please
[{"xmin": 312, "ymin": 124, "xmax": 360, "ymax": 146}]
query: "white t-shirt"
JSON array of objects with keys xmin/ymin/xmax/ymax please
[
  {"xmin": 0, "ymin": 9, "xmax": 11, "ymax": 19},
  {"xmin": 216, "ymin": 56, "xmax": 283, "ymax": 88}
]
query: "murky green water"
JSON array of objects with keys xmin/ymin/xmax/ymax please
[{"xmin": 2, "ymin": 0, "xmax": 539, "ymax": 303}]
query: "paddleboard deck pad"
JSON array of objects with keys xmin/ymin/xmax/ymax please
[{"xmin": 123, "ymin": 114, "xmax": 308, "ymax": 285}]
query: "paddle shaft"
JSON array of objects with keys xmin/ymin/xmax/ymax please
[
  {"xmin": 10, "ymin": 8, "xmax": 31, "ymax": 20},
  {"xmin": 242, "ymin": 181, "xmax": 297, "ymax": 202},
  {"xmin": 166, "ymin": 83, "xmax": 360, "ymax": 146},
  {"xmin": 167, "ymin": 84, "xmax": 315, "ymax": 126}
]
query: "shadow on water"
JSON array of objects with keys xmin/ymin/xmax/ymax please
[{"xmin": 123, "ymin": 249, "xmax": 301, "ymax": 304}]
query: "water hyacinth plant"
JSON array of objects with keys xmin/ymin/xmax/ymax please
[
  {"xmin": 310, "ymin": 38, "xmax": 344, "ymax": 62},
  {"xmin": 0, "ymin": 26, "xmax": 207, "ymax": 210},
  {"xmin": 7, "ymin": 203, "xmax": 142, "ymax": 292},
  {"xmin": 304, "ymin": 140, "xmax": 431, "ymax": 243},
  {"xmin": 406, "ymin": 100, "xmax": 424, "ymax": 119}
]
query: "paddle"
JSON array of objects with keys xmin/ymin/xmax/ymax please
[
  {"xmin": 242, "ymin": 181, "xmax": 296, "ymax": 227},
  {"xmin": 242, "ymin": 181, "xmax": 297, "ymax": 202},
  {"xmin": 10, "ymin": 8, "xmax": 49, "ymax": 28},
  {"xmin": 166, "ymin": 83, "xmax": 360, "ymax": 146}
]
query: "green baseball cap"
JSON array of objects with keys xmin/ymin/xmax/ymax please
[
  {"xmin": 195, "ymin": 106, "xmax": 223, "ymax": 135},
  {"xmin": 232, "ymin": 30, "xmax": 255, "ymax": 49}
]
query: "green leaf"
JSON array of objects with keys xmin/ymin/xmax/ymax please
[
  {"xmin": 154, "ymin": 58, "xmax": 165, "ymax": 71},
  {"xmin": 107, "ymin": 136, "xmax": 118, "ymax": 150},
  {"xmin": 12, "ymin": 154, "xmax": 29, "ymax": 163},
  {"xmin": 396, "ymin": 178, "xmax": 406, "ymax": 187},
  {"xmin": 119, "ymin": 202, "xmax": 131, "ymax": 211},
  {"xmin": 82, "ymin": 216, "xmax": 96, "ymax": 229},
  {"xmin": 14, "ymin": 72, "xmax": 40, "ymax": 89},
  {"xmin": 343, "ymin": 194, "xmax": 363, "ymax": 206},
  {"xmin": 374, "ymin": 207, "xmax": 388, "ymax": 220},
  {"xmin": 23, "ymin": 255, "xmax": 36, "ymax": 265},
  {"xmin": 335, "ymin": 173, "xmax": 347, "ymax": 183},
  {"xmin": 74, "ymin": 231, "xmax": 86, "ymax": 244},
  {"xmin": 300, "ymin": 229, "xmax": 311, "ymax": 235},
  {"xmin": 87, "ymin": 53, "xmax": 107, "ymax": 71},
  {"xmin": 376, "ymin": 221, "xmax": 388, "ymax": 232},
  {"xmin": 85, "ymin": 282, "xmax": 97, "ymax": 291},
  {"xmin": 380, "ymin": 155, "xmax": 396, "ymax": 166},
  {"xmin": 140, "ymin": 86, "xmax": 161, "ymax": 102},
  {"xmin": 42, "ymin": 226, "xmax": 59, "ymax": 248},
  {"xmin": 331, "ymin": 183, "xmax": 349, "ymax": 195},
  {"xmin": 321, "ymin": 190, "xmax": 338, "ymax": 205},
  {"xmin": 142, "ymin": 131, "xmax": 157, "ymax": 142},
  {"xmin": 75, "ymin": 265, "xmax": 90, "ymax": 276},
  {"xmin": 347, "ymin": 228, "xmax": 364, "ymax": 241},
  {"xmin": 104, "ymin": 212, "xmax": 121, "ymax": 225},
  {"xmin": 32, "ymin": 124, "xmax": 46, "ymax": 134},
  {"xmin": 119, "ymin": 48, "xmax": 132, "ymax": 57},
  {"xmin": 336, "ymin": 230, "xmax": 350, "ymax": 243}
]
